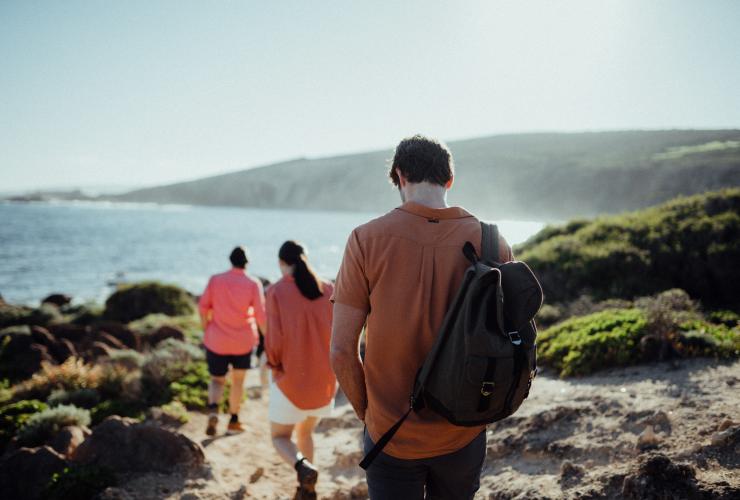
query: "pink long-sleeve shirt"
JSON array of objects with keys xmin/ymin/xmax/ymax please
[
  {"xmin": 198, "ymin": 268, "xmax": 266, "ymax": 355},
  {"xmin": 265, "ymin": 276, "xmax": 336, "ymax": 409}
]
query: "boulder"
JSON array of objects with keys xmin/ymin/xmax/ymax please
[
  {"xmin": 0, "ymin": 332, "xmax": 55, "ymax": 380},
  {"xmin": 145, "ymin": 325, "xmax": 186, "ymax": 347},
  {"xmin": 622, "ymin": 453, "xmax": 700, "ymax": 499},
  {"xmin": 94, "ymin": 321, "xmax": 138, "ymax": 350},
  {"xmin": 0, "ymin": 446, "xmax": 68, "ymax": 500},
  {"xmin": 48, "ymin": 323, "xmax": 89, "ymax": 343},
  {"xmin": 637, "ymin": 425, "xmax": 661, "ymax": 451},
  {"xmin": 71, "ymin": 416, "xmax": 204, "ymax": 473},
  {"xmin": 42, "ymin": 294, "xmax": 72, "ymax": 308},
  {"xmin": 47, "ymin": 338, "xmax": 78, "ymax": 364},
  {"xmin": 49, "ymin": 425, "xmax": 90, "ymax": 457}
]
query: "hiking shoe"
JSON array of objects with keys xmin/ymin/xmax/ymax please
[
  {"xmin": 226, "ymin": 421, "xmax": 245, "ymax": 434},
  {"xmin": 206, "ymin": 414, "xmax": 218, "ymax": 436},
  {"xmin": 293, "ymin": 486, "xmax": 317, "ymax": 500},
  {"xmin": 295, "ymin": 458, "xmax": 318, "ymax": 493}
]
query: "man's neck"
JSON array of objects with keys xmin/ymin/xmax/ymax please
[{"xmin": 402, "ymin": 182, "xmax": 449, "ymax": 209}]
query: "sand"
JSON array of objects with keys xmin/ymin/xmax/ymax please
[{"xmin": 102, "ymin": 358, "xmax": 739, "ymax": 499}]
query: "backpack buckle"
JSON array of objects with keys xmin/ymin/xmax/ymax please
[
  {"xmin": 481, "ymin": 382, "xmax": 495, "ymax": 396},
  {"xmin": 508, "ymin": 331, "xmax": 522, "ymax": 345}
]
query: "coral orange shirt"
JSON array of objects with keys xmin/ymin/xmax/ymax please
[
  {"xmin": 332, "ymin": 201, "xmax": 513, "ymax": 460},
  {"xmin": 198, "ymin": 268, "xmax": 266, "ymax": 355},
  {"xmin": 265, "ymin": 277, "xmax": 336, "ymax": 410}
]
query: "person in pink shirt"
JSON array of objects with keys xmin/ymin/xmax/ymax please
[
  {"xmin": 199, "ymin": 246, "xmax": 266, "ymax": 436},
  {"xmin": 266, "ymin": 241, "xmax": 336, "ymax": 499}
]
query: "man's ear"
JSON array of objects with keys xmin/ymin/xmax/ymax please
[
  {"xmin": 397, "ymin": 170, "xmax": 408, "ymax": 188},
  {"xmin": 445, "ymin": 175, "xmax": 454, "ymax": 190}
]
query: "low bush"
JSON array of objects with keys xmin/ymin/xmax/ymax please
[
  {"xmin": 141, "ymin": 339, "xmax": 203, "ymax": 406},
  {"xmin": 44, "ymin": 464, "xmax": 117, "ymax": 500},
  {"xmin": 129, "ymin": 313, "xmax": 202, "ymax": 343},
  {"xmin": 517, "ymin": 188, "xmax": 740, "ymax": 306},
  {"xmin": 104, "ymin": 281, "xmax": 195, "ymax": 323},
  {"xmin": 90, "ymin": 399, "xmax": 146, "ymax": 425},
  {"xmin": 17, "ymin": 404, "xmax": 90, "ymax": 447},
  {"xmin": 13, "ymin": 358, "xmax": 101, "ymax": 401},
  {"xmin": 169, "ymin": 361, "xmax": 210, "ymax": 409},
  {"xmin": 47, "ymin": 388, "xmax": 101, "ymax": 409},
  {"xmin": 0, "ymin": 399, "xmax": 48, "ymax": 449},
  {"xmin": 538, "ymin": 309, "xmax": 648, "ymax": 377},
  {"xmin": 0, "ymin": 303, "xmax": 32, "ymax": 328}
]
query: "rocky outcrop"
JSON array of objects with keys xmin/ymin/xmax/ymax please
[
  {"xmin": 0, "ymin": 446, "xmax": 68, "ymax": 500},
  {"xmin": 49, "ymin": 425, "xmax": 90, "ymax": 456},
  {"xmin": 41, "ymin": 294, "xmax": 72, "ymax": 307},
  {"xmin": 71, "ymin": 416, "xmax": 204, "ymax": 473}
]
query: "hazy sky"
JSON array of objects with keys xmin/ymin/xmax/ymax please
[{"xmin": 2, "ymin": 0, "xmax": 739, "ymax": 192}]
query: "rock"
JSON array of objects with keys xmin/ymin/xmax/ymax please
[
  {"xmin": 30, "ymin": 325, "xmax": 55, "ymax": 346},
  {"xmin": 145, "ymin": 325, "xmax": 186, "ymax": 347},
  {"xmin": 718, "ymin": 418, "xmax": 735, "ymax": 432},
  {"xmin": 0, "ymin": 446, "xmax": 68, "ymax": 500},
  {"xmin": 249, "ymin": 466, "xmax": 264, "ymax": 483},
  {"xmin": 350, "ymin": 482, "xmax": 369, "ymax": 498},
  {"xmin": 47, "ymin": 338, "xmax": 77, "ymax": 364},
  {"xmin": 561, "ymin": 460, "xmax": 585, "ymax": 478},
  {"xmin": 644, "ymin": 410, "xmax": 672, "ymax": 434},
  {"xmin": 710, "ymin": 426, "xmax": 739, "ymax": 447},
  {"xmin": 97, "ymin": 332, "xmax": 127, "ymax": 350},
  {"xmin": 622, "ymin": 453, "xmax": 701, "ymax": 499},
  {"xmin": 98, "ymin": 487, "xmax": 135, "ymax": 500},
  {"xmin": 42, "ymin": 294, "xmax": 72, "ymax": 307},
  {"xmin": 49, "ymin": 425, "xmax": 90, "ymax": 457},
  {"xmin": 48, "ymin": 323, "xmax": 89, "ymax": 343},
  {"xmin": 71, "ymin": 416, "xmax": 205, "ymax": 473},
  {"xmin": 637, "ymin": 425, "xmax": 661, "ymax": 451},
  {"xmin": 94, "ymin": 321, "xmax": 138, "ymax": 350},
  {"xmin": 0, "ymin": 331, "xmax": 55, "ymax": 380}
]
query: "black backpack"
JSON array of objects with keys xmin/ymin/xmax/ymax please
[{"xmin": 360, "ymin": 222, "xmax": 543, "ymax": 469}]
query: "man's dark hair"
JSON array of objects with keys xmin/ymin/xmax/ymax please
[
  {"xmin": 229, "ymin": 246, "xmax": 248, "ymax": 268},
  {"xmin": 389, "ymin": 134, "xmax": 454, "ymax": 187}
]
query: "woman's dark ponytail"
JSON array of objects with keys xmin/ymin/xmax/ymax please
[{"xmin": 279, "ymin": 241, "xmax": 323, "ymax": 300}]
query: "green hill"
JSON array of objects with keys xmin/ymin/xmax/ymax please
[
  {"xmin": 517, "ymin": 188, "xmax": 740, "ymax": 306},
  {"xmin": 112, "ymin": 130, "xmax": 740, "ymax": 220}
]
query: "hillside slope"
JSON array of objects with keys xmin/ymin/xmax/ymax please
[{"xmin": 113, "ymin": 130, "xmax": 740, "ymax": 220}]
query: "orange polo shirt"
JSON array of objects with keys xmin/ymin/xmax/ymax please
[
  {"xmin": 266, "ymin": 277, "xmax": 336, "ymax": 409},
  {"xmin": 333, "ymin": 201, "xmax": 513, "ymax": 460},
  {"xmin": 198, "ymin": 268, "xmax": 266, "ymax": 355}
]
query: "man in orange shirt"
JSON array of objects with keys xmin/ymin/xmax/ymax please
[
  {"xmin": 331, "ymin": 135, "xmax": 513, "ymax": 499},
  {"xmin": 199, "ymin": 246, "xmax": 267, "ymax": 436}
]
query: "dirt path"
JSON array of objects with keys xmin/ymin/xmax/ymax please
[{"xmin": 110, "ymin": 359, "xmax": 739, "ymax": 499}]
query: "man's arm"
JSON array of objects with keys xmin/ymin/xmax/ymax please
[{"xmin": 330, "ymin": 303, "xmax": 368, "ymax": 421}]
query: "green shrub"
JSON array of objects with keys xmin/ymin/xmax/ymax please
[
  {"xmin": 518, "ymin": 189, "xmax": 740, "ymax": 306},
  {"xmin": 18, "ymin": 404, "xmax": 90, "ymax": 447},
  {"xmin": 0, "ymin": 304, "xmax": 32, "ymax": 328},
  {"xmin": 677, "ymin": 320, "xmax": 740, "ymax": 358},
  {"xmin": 44, "ymin": 465, "xmax": 117, "ymax": 500},
  {"xmin": 169, "ymin": 361, "xmax": 210, "ymax": 409},
  {"xmin": 150, "ymin": 400, "xmax": 190, "ymax": 425},
  {"xmin": 63, "ymin": 303, "xmax": 104, "ymax": 326},
  {"xmin": 47, "ymin": 388, "xmax": 101, "ymax": 409},
  {"xmin": 538, "ymin": 309, "xmax": 648, "ymax": 377},
  {"xmin": 0, "ymin": 379, "xmax": 12, "ymax": 406},
  {"xmin": 128, "ymin": 313, "xmax": 202, "ymax": 343},
  {"xmin": 707, "ymin": 309, "xmax": 740, "ymax": 328},
  {"xmin": 90, "ymin": 399, "xmax": 146, "ymax": 425},
  {"xmin": 105, "ymin": 349, "xmax": 146, "ymax": 370},
  {"xmin": 104, "ymin": 281, "xmax": 195, "ymax": 323},
  {"xmin": 0, "ymin": 399, "xmax": 48, "ymax": 448},
  {"xmin": 140, "ymin": 339, "xmax": 203, "ymax": 406}
]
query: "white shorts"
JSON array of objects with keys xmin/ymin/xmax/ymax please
[{"xmin": 268, "ymin": 382, "xmax": 334, "ymax": 425}]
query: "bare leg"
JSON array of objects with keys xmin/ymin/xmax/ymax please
[
  {"xmin": 229, "ymin": 369, "xmax": 247, "ymax": 415},
  {"xmin": 295, "ymin": 417, "xmax": 318, "ymax": 463},
  {"xmin": 259, "ymin": 353, "xmax": 269, "ymax": 390},
  {"xmin": 271, "ymin": 422, "xmax": 299, "ymax": 465},
  {"xmin": 208, "ymin": 376, "xmax": 226, "ymax": 407}
]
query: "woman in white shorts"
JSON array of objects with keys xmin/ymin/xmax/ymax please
[{"xmin": 265, "ymin": 241, "xmax": 336, "ymax": 499}]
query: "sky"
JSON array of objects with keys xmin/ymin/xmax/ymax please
[{"xmin": 1, "ymin": 0, "xmax": 739, "ymax": 192}]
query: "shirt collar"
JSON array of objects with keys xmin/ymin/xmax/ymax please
[
  {"xmin": 229, "ymin": 267, "xmax": 246, "ymax": 274},
  {"xmin": 396, "ymin": 201, "xmax": 474, "ymax": 221}
]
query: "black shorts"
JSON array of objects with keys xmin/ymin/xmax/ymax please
[{"xmin": 206, "ymin": 348, "xmax": 252, "ymax": 376}]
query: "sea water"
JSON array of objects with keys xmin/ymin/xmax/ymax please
[{"xmin": 0, "ymin": 202, "xmax": 545, "ymax": 305}]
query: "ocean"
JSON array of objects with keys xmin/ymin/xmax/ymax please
[{"xmin": 0, "ymin": 202, "xmax": 545, "ymax": 305}]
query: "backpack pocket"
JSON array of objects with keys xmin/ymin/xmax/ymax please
[{"xmin": 459, "ymin": 355, "xmax": 512, "ymax": 418}]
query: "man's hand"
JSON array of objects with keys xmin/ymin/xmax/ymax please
[{"xmin": 330, "ymin": 303, "xmax": 369, "ymax": 421}]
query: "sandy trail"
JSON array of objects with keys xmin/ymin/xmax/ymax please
[{"xmin": 110, "ymin": 359, "xmax": 739, "ymax": 499}]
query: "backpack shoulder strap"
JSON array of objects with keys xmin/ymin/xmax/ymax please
[{"xmin": 481, "ymin": 222, "xmax": 500, "ymax": 263}]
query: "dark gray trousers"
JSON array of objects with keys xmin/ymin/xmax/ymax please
[{"xmin": 363, "ymin": 429, "xmax": 486, "ymax": 500}]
